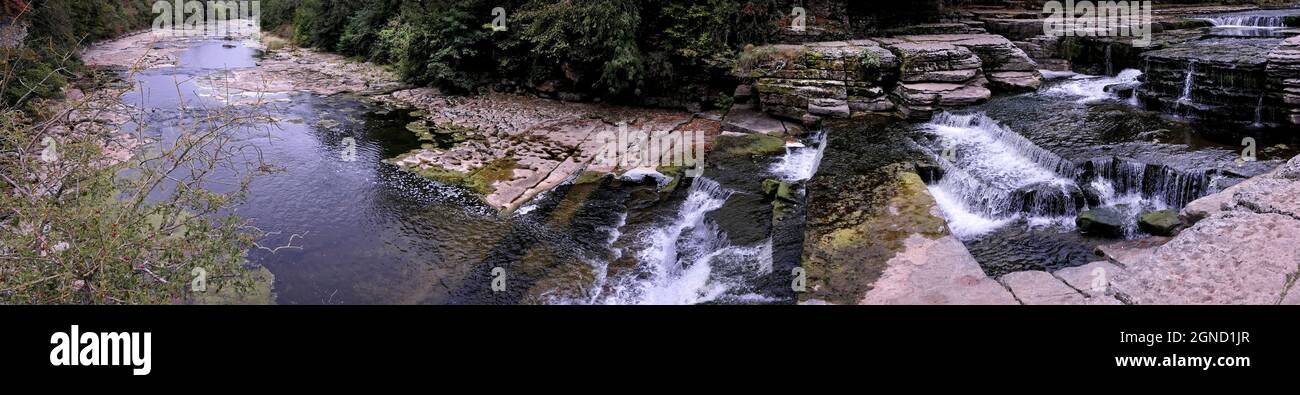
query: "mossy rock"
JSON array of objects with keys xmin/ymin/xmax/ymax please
[
  {"xmin": 407, "ymin": 158, "xmax": 519, "ymax": 195},
  {"xmin": 714, "ymin": 133, "xmax": 787, "ymax": 159},
  {"xmin": 573, "ymin": 171, "xmax": 609, "ymax": 186},
  {"xmin": 654, "ymin": 166, "xmax": 686, "ymax": 194},
  {"xmin": 761, "ymin": 178, "xmax": 797, "ymax": 203},
  {"xmin": 1138, "ymin": 209, "xmax": 1182, "ymax": 236},
  {"xmin": 406, "ymin": 121, "xmax": 433, "ymax": 140},
  {"xmin": 1285, "ymin": 15, "xmax": 1300, "ymax": 27},
  {"xmin": 1076, "ymin": 208, "xmax": 1124, "ymax": 237},
  {"xmin": 800, "ymin": 164, "xmax": 950, "ymax": 304}
]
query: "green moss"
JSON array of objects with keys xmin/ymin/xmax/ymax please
[
  {"xmin": 654, "ymin": 166, "xmax": 686, "ymax": 193},
  {"xmin": 762, "ymin": 178, "xmax": 796, "ymax": 203},
  {"xmin": 573, "ymin": 171, "xmax": 610, "ymax": 185},
  {"xmin": 714, "ymin": 133, "xmax": 786, "ymax": 158},
  {"xmin": 799, "ymin": 163, "xmax": 950, "ymax": 304},
  {"xmin": 404, "ymin": 157, "xmax": 518, "ymax": 196}
]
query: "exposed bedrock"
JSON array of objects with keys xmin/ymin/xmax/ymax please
[
  {"xmin": 1137, "ymin": 37, "xmax": 1283, "ymax": 132},
  {"xmin": 1266, "ymin": 35, "xmax": 1300, "ymax": 126},
  {"xmin": 744, "ymin": 40, "xmax": 900, "ymax": 125},
  {"xmin": 799, "ymin": 119, "xmax": 1016, "ymax": 305},
  {"xmin": 741, "ymin": 33, "xmax": 1043, "ymax": 124},
  {"xmin": 1096, "ymin": 155, "xmax": 1300, "ymax": 304}
]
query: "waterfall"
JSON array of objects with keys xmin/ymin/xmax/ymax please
[
  {"xmin": 1178, "ymin": 61, "xmax": 1195, "ymax": 104},
  {"xmin": 770, "ymin": 131, "xmax": 828, "ymax": 182},
  {"xmin": 1104, "ymin": 44, "xmax": 1114, "ymax": 76},
  {"xmin": 1042, "ymin": 69, "xmax": 1142, "ymax": 103},
  {"xmin": 1254, "ymin": 94, "xmax": 1265, "ymax": 127},
  {"xmin": 917, "ymin": 112, "xmax": 1082, "ymax": 238},
  {"xmin": 1200, "ymin": 15, "xmax": 1285, "ymax": 28},
  {"xmin": 918, "ymin": 112, "xmax": 1219, "ymax": 241},
  {"xmin": 1083, "ymin": 157, "xmax": 1214, "ymax": 209},
  {"xmin": 926, "ymin": 112, "xmax": 1079, "ymax": 178},
  {"xmin": 591, "ymin": 177, "xmax": 774, "ymax": 305}
]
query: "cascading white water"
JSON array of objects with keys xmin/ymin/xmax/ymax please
[
  {"xmin": 770, "ymin": 132, "xmax": 828, "ymax": 182},
  {"xmin": 918, "ymin": 112, "xmax": 1217, "ymax": 241},
  {"xmin": 1105, "ymin": 44, "xmax": 1114, "ymax": 76},
  {"xmin": 592, "ymin": 177, "xmax": 774, "ymax": 305},
  {"xmin": 1254, "ymin": 94, "xmax": 1266, "ymax": 127},
  {"xmin": 1042, "ymin": 69, "xmax": 1142, "ymax": 103},
  {"xmin": 1179, "ymin": 61, "xmax": 1195, "ymax": 104},
  {"xmin": 573, "ymin": 134, "xmax": 834, "ymax": 305},
  {"xmin": 919, "ymin": 112, "xmax": 1082, "ymax": 239},
  {"xmin": 1200, "ymin": 15, "xmax": 1285, "ymax": 28}
]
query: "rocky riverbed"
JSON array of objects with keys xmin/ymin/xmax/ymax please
[{"xmin": 67, "ymin": 5, "xmax": 1300, "ymax": 305}]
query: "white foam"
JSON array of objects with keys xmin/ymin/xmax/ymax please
[
  {"xmin": 929, "ymin": 184, "xmax": 1015, "ymax": 239},
  {"xmin": 1039, "ymin": 69, "xmax": 1077, "ymax": 80},
  {"xmin": 619, "ymin": 168, "xmax": 672, "ymax": 188},
  {"xmin": 769, "ymin": 132, "xmax": 827, "ymax": 182},
  {"xmin": 1042, "ymin": 69, "xmax": 1142, "ymax": 103}
]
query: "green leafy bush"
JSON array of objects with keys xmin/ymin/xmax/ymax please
[{"xmin": 272, "ymin": 0, "xmax": 783, "ymax": 103}]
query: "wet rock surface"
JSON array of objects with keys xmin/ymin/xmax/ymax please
[
  {"xmin": 1107, "ymin": 155, "xmax": 1300, "ymax": 304},
  {"xmin": 799, "ymin": 119, "xmax": 1014, "ymax": 304},
  {"xmin": 1137, "ymin": 209, "xmax": 1183, "ymax": 236},
  {"xmin": 1077, "ymin": 208, "xmax": 1126, "ymax": 238},
  {"xmin": 1139, "ymin": 37, "xmax": 1281, "ymax": 130}
]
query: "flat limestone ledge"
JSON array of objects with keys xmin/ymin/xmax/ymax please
[
  {"xmin": 386, "ymin": 90, "xmax": 712, "ymax": 213},
  {"xmin": 1284, "ymin": 281, "xmax": 1300, "ymax": 305},
  {"xmin": 799, "ymin": 167, "xmax": 1016, "ymax": 305},
  {"xmin": 1099, "ymin": 154, "xmax": 1300, "ymax": 305},
  {"xmin": 861, "ymin": 233, "xmax": 1018, "ymax": 305},
  {"xmin": 1183, "ymin": 154, "xmax": 1300, "ymax": 225},
  {"xmin": 1111, "ymin": 210, "xmax": 1300, "ymax": 305},
  {"xmin": 1055, "ymin": 261, "xmax": 1126, "ymax": 304},
  {"xmin": 875, "ymin": 34, "xmax": 1042, "ymax": 73},
  {"xmin": 721, "ymin": 104, "xmax": 806, "ymax": 136},
  {"xmin": 999, "ymin": 271, "xmax": 1086, "ymax": 305},
  {"xmin": 997, "ymin": 266, "xmax": 1123, "ymax": 305}
]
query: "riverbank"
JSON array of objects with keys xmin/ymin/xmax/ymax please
[
  {"xmin": 61, "ymin": 3, "xmax": 1300, "ymax": 305},
  {"xmin": 793, "ymin": 3, "xmax": 1300, "ymax": 305}
]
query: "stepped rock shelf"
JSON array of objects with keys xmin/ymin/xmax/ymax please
[{"xmin": 740, "ymin": 34, "xmax": 1045, "ymax": 123}]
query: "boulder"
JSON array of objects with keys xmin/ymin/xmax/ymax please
[
  {"xmin": 1104, "ymin": 81, "xmax": 1139, "ymax": 99},
  {"xmin": 1076, "ymin": 207, "xmax": 1125, "ymax": 237},
  {"xmin": 1137, "ymin": 209, "xmax": 1182, "ymax": 236},
  {"xmin": 1013, "ymin": 182, "xmax": 1085, "ymax": 216},
  {"xmin": 893, "ymin": 82, "xmax": 991, "ymax": 120},
  {"xmin": 882, "ymin": 40, "xmax": 983, "ymax": 82},
  {"xmin": 987, "ymin": 70, "xmax": 1043, "ymax": 92},
  {"xmin": 741, "ymin": 40, "xmax": 898, "ymax": 121}
]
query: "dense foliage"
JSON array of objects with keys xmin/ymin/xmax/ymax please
[
  {"xmin": 265, "ymin": 0, "xmax": 785, "ymax": 103},
  {"xmin": 2, "ymin": 0, "xmax": 154, "ymax": 111},
  {"xmin": 3, "ymin": 1, "xmax": 270, "ymax": 303}
]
